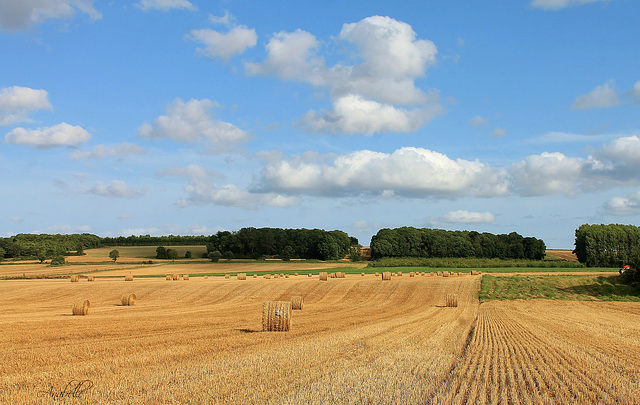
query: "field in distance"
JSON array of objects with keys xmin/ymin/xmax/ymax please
[{"xmin": 1, "ymin": 273, "xmax": 639, "ymax": 404}]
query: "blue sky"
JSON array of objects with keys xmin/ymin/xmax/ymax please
[{"xmin": 1, "ymin": 0, "xmax": 639, "ymax": 249}]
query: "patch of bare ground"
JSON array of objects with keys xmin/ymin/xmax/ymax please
[{"xmin": 546, "ymin": 249, "xmax": 578, "ymax": 261}]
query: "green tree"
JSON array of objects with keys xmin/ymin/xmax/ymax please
[
  {"xmin": 0, "ymin": 247, "xmax": 5, "ymax": 262},
  {"xmin": 109, "ymin": 249, "xmax": 120, "ymax": 262},
  {"xmin": 281, "ymin": 245, "xmax": 295, "ymax": 261},
  {"xmin": 166, "ymin": 249, "xmax": 178, "ymax": 260},
  {"xmin": 208, "ymin": 250, "xmax": 221, "ymax": 262},
  {"xmin": 50, "ymin": 255, "xmax": 66, "ymax": 266},
  {"xmin": 349, "ymin": 246, "xmax": 362, "ymax": 262},
  {"xmin": 37, "ymin": 251, "xmax": 46, "ymax": 263},
  {"xmin": 185, "ymin": 250, "xmax": 192, "ymax": 259}
]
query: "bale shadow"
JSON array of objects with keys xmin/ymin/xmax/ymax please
[{"xmin": 235, "ymin": 328, "xmax": 260, "ymax": 333}]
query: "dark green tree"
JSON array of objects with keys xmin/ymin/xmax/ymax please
[
  {"xmin": 109, "ymin": 249, "xmax": 120, "ymax": 262},
  {"xmin": 208, "ymin": 250, "xmax": 222, "ymax": 262}
]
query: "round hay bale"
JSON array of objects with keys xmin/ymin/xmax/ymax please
[
  {"xmin": 72, "ymin": 300, "xmax": 90, "ymax": 316},
  {"xmin": 398, "ymin": 271, "xmax": 403, "ymax": 277},
  {"xmin": 375, "ymin": 272, "xmax": 379, "ymax": 277},
  {"xmin": 442, "ymin": 271, "xmax": 450, "ymax": 278},
  {"xmin": 329, "ymin": 272, "xmax": 336, "ymax": 278},
  {"xmin": 437, "ymin": 271, "xmax": 443, "ymax": 277},
  {"xmin": 307, "ymin": 273, "xmax": 312, "ymax": 277},
  {"xmin": 125, "ymin": 274, "xmax": 133, "ymax": 282},
  {"xmin": 445, "ymin": 294, "xmax": 458, "ymax": 307},
  {"xmin": 183, "ymin": 274, "xmax": 189, "ymax": 281},
  {"xmin": 274, "ymin": 274, "xmax": 280, "ymax": 279},
  {"xmin": 70, "ymin": 275, "xmax": 79, "ymax": 283},
  {"xmin": 262, "ymin": 301, "xmax": 291, "ymax": 332},
  {"xmin": 471, "ymin": 270, "xmax": 481, "ymax": 276},
  {"xmin": 382, "ymin": 272, "xmax": 391, "ymax": 281},
  {"xmin": 166, "ymin": 275, "xmax": 172, "ymax": 281},
  {"xmin": 121, "ymin": 293, "xmax": 137, "ymax": 306},
  {"xmin": 294, "ymin": 273, "xmax": 298, "ymax": 276},
  {"xmin": 264, "ymin": 274, "xmax": 271, "ymax": 279},
  {"xmin": 409, "ymin": 272, "xmax": 415, "ymax": 277},
  {"xmin": 178, "ymin": 275, "xmax": 183, "ymax": 281},
  {"xmin": 225, "ymin": 274, "xmax": 230, "ymax": 279},
  {"xmin": 291, "ymin": 296, "xmax": 303, "ymax": 310},
  {"xmin": 254, "ymin": 274, "xmax": 258, "ymax": 278},
  {"xmin": 319, "ymin": 272, "xmax": 328, "ymax": 281},
  {"xmin": 361, "ymin": 273, "xmax": 365, "ymax": 276},
  {"xmin": 172, "ymin": 274, "xmax": 179, "ymax": 281},
  {"xmin": 237, "ymin": 273, "xmax": 247, "ymax": 280},
  {"xmin": 204, "ymin": 276, "xmax": 208, "ymax": 280},
  {"xmin": 87, "ymin": 276, "xmax": 95, "ymax": 282}
]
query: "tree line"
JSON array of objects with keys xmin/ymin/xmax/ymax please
[
  {"xmin": 574, "ymin": 224, "xmax": 640, "ymax": 267},
  {"xmin": 205, "ymin": 228, "xmax": 354, "ymax": 261},
  {"xmin": 0, "ymin": 233, "xmax": 102, "ymax": 261},
  {"xmin": 370, "ymin": 227, "xmax": 546, "ymax": 260}
]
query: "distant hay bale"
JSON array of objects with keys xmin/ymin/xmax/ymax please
[
  {"xmin": 225, "ymin": 274, "xmax": 230, "ymax": 279},
  {"xmin": 382, "ymin": 272, "xmax": 391, "ymax": 281},
  {"xmin": 291, "ymin": 296, "xmax": 304, "ymax": 310},
  {"xmin": 429, "ymin": 272, "xmax": 435, "ymax": 277},
  {"xmin": 437, "ymin": 271, "xmax": 443, "ymax": 277},
  {"xmin": 375, "ymin": 272, "xmax": 379, "ymax": 277},
  {"xmin": 121, "ymin": 293, "xmax": 137, "ymax": 306},
  {"xmin": 445, "ymin": 294, "xmax": 458, "ymax": 307},
  {"xmin": 204, "ymin": 276, "xmax": 208, "ymax": 280},
  {"xmin": 166, "ymin": 275, "xmax": 172, "ymax": 281},
  {"xmin": 183, "ymin": 274, "xmax": 189, "ymax": 281},
  {"xmin": 319, "ymin": 272, "xmax": 328, "ymax": 281},
  {"xmin": 361, "ymin": 273, "xmax": 365, "ymax": 276},
  {"xmin": 294, "ymin": 273, "xmax": 299, "ymax": 276},
  {"xmin": 308, "ymin": 273, "xmax": 312, "ymax": 277},
  {"xmin": 398, "ymin": 271, "xmax": 403, "ymax": 277},
  {"xmin": 409, "ymin": 272, "xmax": 415, "ymax": 277},
  {"xmin": 125, "ymin": 274, "xmax": 133, "ymax": 282},
  {"xmin": 274, "ymin": 274, "xmax": 281, "ymax": 279},
  {"xmin": 178, "ymin": 276, "xmax": 183, "ymax": 281},
  {"xmin": 172, "ymin": 274, "xmax": 179, "ymax": 281},
  {"xmin": 72, "ymin": 300, "xmax": 90, "ymax": 316},
  {"xmin": 254, "ymin": 274, "xmax": 258, "ymax": 278},
  {"xmin": 70, "ymin": 275, "xmax": 79, "ymax": 283},
  {"xmin": 443, "ymin": 271, "xmax": 450, "ymax": 277},
  {"xmin": 330, "ymin": 272, "xmax": 337, "ymax": 278},
  {"xmin": 262, "ymin": 301, "xmax": 291, "ymax": 332},
  {"xmin": 336, "ymin": 272, "xmax": 345, "ymax": 278},
  {"xmin": 264, "ymin": 274, "xmax": 271, "ymax": 279},
  {"xmin": 87, "ymin": 276, "xmax": 95, "ymax": 282},
  {"xmin": 471, "ymin": 270, "xmax": 481, "ymax": 275},
  {"xmin": 237, "ymin": 273, "xmax": 247, "ymax": 280}
]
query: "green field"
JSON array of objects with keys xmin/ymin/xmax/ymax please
[{"xmin": 480, "ymin": 274, "xmax": 640, "ymax": 301}]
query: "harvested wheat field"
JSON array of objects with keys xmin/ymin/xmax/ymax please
[{"xmin": 0, "ymin": 274, "xmax": 638, "ymax": 404}]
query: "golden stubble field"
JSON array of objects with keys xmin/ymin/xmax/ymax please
[{"xmin": 1, "ymin": 274, "xmax": 639, "ymax": 404}]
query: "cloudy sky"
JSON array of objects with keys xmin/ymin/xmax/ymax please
[{"xmin": 1, "ymin": 0, "xmax": 639, "ymax": 249}]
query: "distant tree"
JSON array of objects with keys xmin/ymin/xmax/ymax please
[
  {"xmin": 185, "ymin": 250, "xmax": 192, "ymax": 259},
  {"xmin": 156, "ymin": 246, "xmax": 167, "ymax": 259},
  {"xmin": 281, "ymin": 245, "xmax": 295, "ymax": 261},
  {"xmin": 50, "ymin": 255, "xmax": 66, "ymax": 266},
  {"xmin": 349, "ymin": 246, "xmax": 362, "ymax": 262},
  {"xmin": 0, "ymin": 247, "xmax": 5, "ymax": 262},
  {"xmin": 166, "ymin": 249, "xmax": 178, "ymax": 260},
  {"xmin": 76, "ymin": 244, "xmax": 85, "ymax": 256},
  {"xmin": 37, "ymin": 251, "xmax": 46, "ymax": 263},
  {"xmin": 208, "ymin": 250, "xmax": 221, "ymax": 262},
  {"xmin": 109, "ymin": 249, "xmax": 120, "ymax": 262},
  {"xmin": 222, "ymin": 251, "xmax": 234, "ymax": 261}
]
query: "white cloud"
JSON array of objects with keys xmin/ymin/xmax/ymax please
[
  {"xmin": 469, "ymin": 116, "xmax": 488, "ymax": 127},
  {"xmin": 594, "ymin": 135, "xmax": 640, "ymax": 166},
  {"xmin": 630, "ymin": 80, "xmax": 640, "ymax": 103},
  {"xmin": 188, "ymin": 26, "xmax": 257, "ymax": 61},
  {"xmin": 442, "ymin": 210, "xmax": 495, "ymax": 224},
  {"xmin": 136, "ymin": 0, "xmax": 195, "ymax": 12},
  {"xmin": 86, "ymin": 180, "xmax": 147, "ymax": 198},
  {"xmin": 161, "ymin": 164, "xmax": 299, "ymax": 208},
  {"xmin": 601, "ymin": 191, "xmax": 640, "ymax": 216},
  {"xmin": 70, "ymin": 142, "xmax": 146, "ymax": 160},
  {"xmin": 509, "ymin": 152, "xmax": 586, "ymax": 196},
  {"xmin": 247, "ymin": 16, "xmax": 443, "ymax": 135},
  {"xmin": 139, "ymin": 98, "xmax": 250, "ymax": 150},
  {"xmin": 298, "ymin": 93, "xmax": 445, "ymax": 135},
  {"xmin": 208, "ymin": 10, "xmax": 235, "ymax": 26},
  {"xmin": 4, "ymin": 122, "xmax": 91, "ymax": 148},
  {"xmin": 0, "ymin": 0, "xmax": 101, "ymax": 31},
  {"xmin": 572, "ymin": 80, "xmax": 620, "ymax": 110},
  {"xmin": 0, "ymin": 86, "xmax": 52, "ymax": 126},
  {"xmin": 491, "ymin": 128, "xmax": 507, "ymax": 137},
  {"xmin": 254, "ymin": 147, "xmax": 509, "ymax": 199},
  {"xmin": 531, "ymin": 0, "xmax": 611, "ymax": 10}
]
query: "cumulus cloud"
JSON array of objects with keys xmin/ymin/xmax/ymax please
[
  {"xmin": 0, "ymin": 86, "xmax": 52, "ymax": 126},
  {"xmin": 469, "ymin": 116, "xmax": 489, "ymax": 127},
  {"xmin": 509, "ymin": 152, "xmax": 586, "ymax": 196},
  {"xmin": 0, "ymin": 0, "xmax": 101, "ymax": 31},
  {"xmin": 572, "ymin": 80, "xmax": 620, "ymax": 110},
  {"xmin": 86, "ymin": 180, "xmax": 147, "ymax": 198},
  {"xmin": 254, "ymin": 147, "xmax": 509, "ymax": 199},
  {"xmin": 136, "ymin": 0, "xmax": 195, "ymax": 12},
  {"xmin": 4, "ymin": 122, "xmax": 91, "ymax": 148},
  {"xmin": 531, "ymin": 0, "xmax": 611, "ymax": 10},
  {"xmin": 139, "ymin": 98, "xmax": 250, "ymax": 151},
  {"xmin": 601, "ymin": 191, "xmax": 640, "ymax": 216},
  {"xmin": 247, "ymin": 16, "xmax": 443, "ymax": 135},
  {"xmin": 629, "ymin": 80, "xmax": 640, "ymax": 104},
  {"xmin": 160, "ymin": 164, "xmax": 299, "ymax": 208},
  {"xmin": 70, "ymin": 142, "xmax": 146, "ymax": 160},
  {"xmin": 188, "ymin": 26, "xmax": 257, "ymax": 61},
  {"xmin": 442, "ymin": 210, "xmax": 496, "ymax": 224},
  {"xmin": 298, "ymin": 93, "xmax": 445, "ymax": 135}
]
